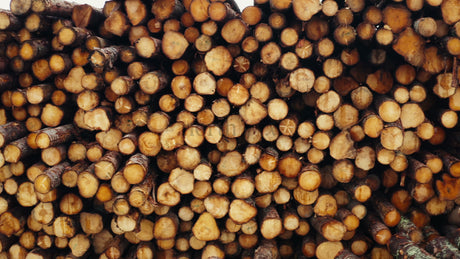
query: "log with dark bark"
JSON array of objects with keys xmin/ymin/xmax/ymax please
[
  {"xmin": 1, "ymin": 0, "xmax": 460, "ymax": 257},
  {"xmin": 388, "ymin": 234, "xmax": 435, "ymax": 259}
]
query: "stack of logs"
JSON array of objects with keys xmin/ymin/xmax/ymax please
[{"xmin": 0, "ymin": 0, "xmax": 459, "ymax": 258}]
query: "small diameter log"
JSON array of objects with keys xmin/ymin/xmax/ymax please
[
  {"xmin": 34, "ymin": 162, "xmax": 69, "ymax": 194},
  {"xmin": 336, "ymin": 208, "xmax": 360, "ymax": 231},
  {"xmin": 26, "ymin": 84, "xmax": 54, "ymax": 105},
  {"xmin": 24, "ymin": 13, "xmax": 50, "ymax": 33},
  {"xmin": 362, "ymin": 214, "xmax": 392, "ymax": 245},
  {"xmin": 371, "ymin": 193, "xmax": 401, "ymax": 227},
  {"xmin": 139, "ymin": 71, "xmax": 169, "ymax": 95},
  {"xmin": 389, "ymin": 234, "xmax": 435, "ymax": 258},
  {"xmin": 32, "ymin": 59, "xmax": 52, "ymax": 82},
  {"xmin": 103, "ymin": 236, "xmax": 128, "ymax": 259},
  {"xmin": 423, "ymin": 225, "xmax": 460, "ymax": 258},
  {"xmin": 81, "ymin": 74, "xmax": 104, "ymax": 91},
  {"xmin": 151, "ymin": 0, "xmax": 184, "ymax": 21},
  {"xmin": 335, "ymin": 249, "xmax": 360, "ymax": 259},
  {"xmin": 111, "ymin": 76, "xmax": 135, "ymax": 96},
  {"xmin": 0, "ymin": 10, "xmax": 21, "ymax": 31},
  {"xmin": 0, "ymin": 74, "xmax": 14, "ymax": 92},
  {"xmin": 156, "ymin": 182, "xmax": 180, "ymax": 207},
  {"xmin": 129, "ymin": 173, "xmax": 155, "ymax": 208},
  {"xmin": 329, "ymin": 130, "xmax": 356, "ymax": 161},
  {"xmin": 31, "ymin": 0, "xmax": 76, "ymax": 17},
  {"xmin": 314, "ymin": 194, "xmax": 338, "ymax": 217},
  {"xmin": 259, "ymin": 206, "xmax": 282, "ymax": 240},
  {"xmin": 4, "ymin": 137, "xmax": 36, "ymax": 163},
  {"xmin": 389, "ymin": 189, "xmax": 411, "ymax": 214},
  {"xmin": 19, "ymin": 39, "xmax": 49, "ymax": 61},
  {"xmin": 58, "ymin": 26, "xmax": 93, "ymax": 46},
  {"xmin": 310, "ymin": 216, "xmax": 346, "ymax": 242},
  {"xmin": 123, "ymin": 153, "xmax": 149, "ymax": 185},
  {"xmin": 62, "ymin": 161, "xmax": 88, "ymax": 188},
  {"xmin": 95, "ymin": 151, "xmax": 122, "ymax": 180},
  {"xmin": 41, "ymin": 145, "xmax": 67, "ymax": 166},
  {"xmin": 35, "ymin": 124, "xmax": 75, "ymax": 149},
  {"xmin": 407, "ymin": 158, "xmax": 433, "ymax": 184},
  {"xmin": 104, "ymin": 10, "xmax": 130, "ymax": 36},
  {"xmin": 436, "ymin": 150, "xmax": 460, "ymax": 177},
  {"xmin": 298, "ymin": 164, "xmax": 321, "ymax": 191},
  {"xmin": 396, "ymin": 216, "xmax": 423, "ymax": 244},
  {"xmin": 127, "ymin": 61, "xmax": 152, "ymax": 80},
  {"xmin": 89, "ymin": 46, "xmax": 122, "ymax": 71},
  {"xmin": 344, "ymin": 178, "xmax": 372, "ymax": 203},
  {"xmin": 417, "ymin": 151, "xmax": 443, "ymax": 174},
  {"xmin": 135, "ymin": 36, "xmax": 162, "ymax": 59},
  {"xmin": 77, "ymin": 163, "xmax": 99, "ymax": 198},
  {"xmin": 169, "ymin": 167, "xmax": 194, "ymax": 195}
]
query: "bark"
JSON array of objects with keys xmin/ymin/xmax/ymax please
[{"xmin": 388, "ymin": 234, "xmax": 435, "ymax": 258}]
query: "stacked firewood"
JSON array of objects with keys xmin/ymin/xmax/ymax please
[{"xmin": 0, "ymin": 0, "xmax": 459, "ymax": 258}]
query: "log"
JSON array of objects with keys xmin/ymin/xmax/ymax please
[
  {"xmin": 371, "ymin": 193, "xmax": 401, "ymax": 227},
  {"xmin": 89, "ymin": 46, "xmax": 122, "ymax": 71},
  {"xmin": 72, "ymin": 4, "xmax": 103, "ymax": 28},
  {"xmin": 34, "ymin": 162, "xmax": 69, "ymax": 193},
  {"xmin": 123, "ymin": 153, "xmax": 149, "ymax": 185},
  {"xmin": 311, "ymin": 216, "xmax": 346, "ymax": 242},
  {"xmin": 388, "ymin": 234, "xmax": 435, "ymax": 258},
  {"xmin": 0, "ymin": 122, "xmax": 27, "ymax": 148},
  {"xmin": 362, "ymin": 214, "xmax": 392, "ymax": 245},
  {"xmin": 57, "ymin": 26, "xmax": 93, "ymax": 46},
  {"xmin": 0, "ymin": 0, "xmax": 460, "ymax": 256},
  {"xmin": 423, "ymin": 225, "xmax": 460, "ymax": 258},
  {"xmin": 441, "ymin": 225, "xmax": 460, "ymax": 249},
  {"xmin": 4, "ymin": 137, "xmax": 36, "ymax": 163}
]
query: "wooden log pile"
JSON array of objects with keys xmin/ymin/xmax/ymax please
[{"xmin": 0, "ymin": 0, "xmax": 459, "ymax": 258}]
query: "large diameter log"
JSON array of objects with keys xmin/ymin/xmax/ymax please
[
  {"xmin": 254, "ymin": 239, "xmax": 280, "ymax": 259},
  {"xmin": 388, "ymin": 234, "xmax": 435, "ymax": 258},
  {"xmin": 423, "ymin": 225, "xmax": 460, "ymax": 258},
  {"xmin": 393, "ymin": 28, "xmax": 425, "ymax": 67},
  {"xmin": 0, "ymin": 122, "xmax": 27, "ymax": 148},
  {"xmin": 72, "ymin": 4, "xmax": 103, "ymax": 28}
]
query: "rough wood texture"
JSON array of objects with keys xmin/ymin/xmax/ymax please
[{"xmin": 0, "ymin": 0, "xmax": 460, "ymax": 257}]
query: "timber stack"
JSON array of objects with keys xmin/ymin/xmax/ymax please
[{"xmin": 0, "ymin": 0, "xmax": 459, "ymax": 258}]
